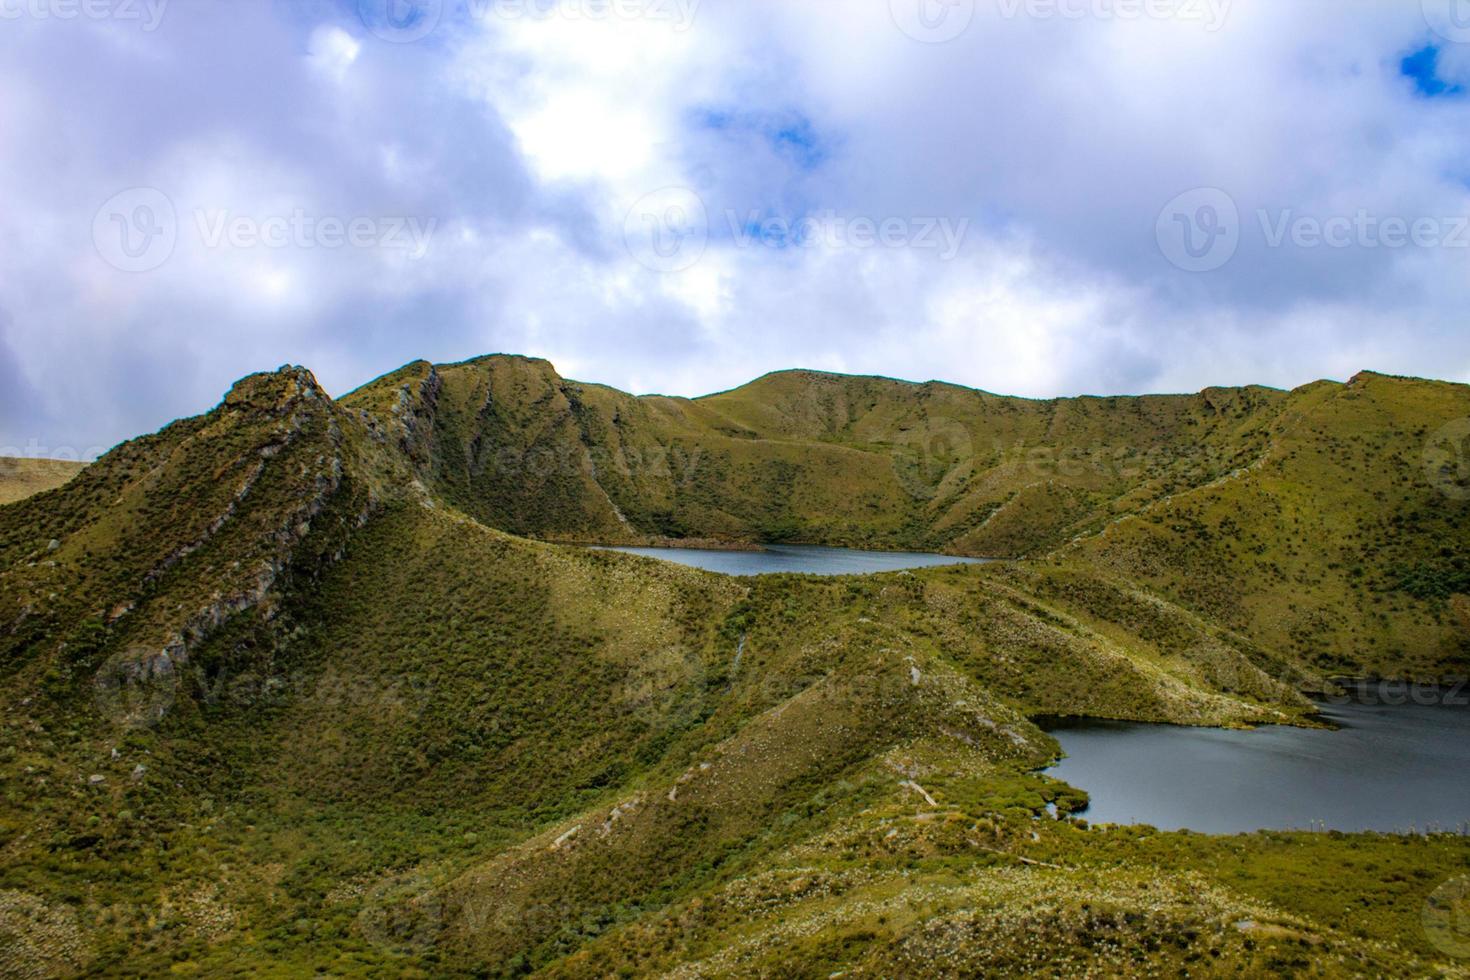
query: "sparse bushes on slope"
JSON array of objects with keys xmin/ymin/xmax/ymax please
[{"xmin": 3, "ymin": 362, "xmax": 1469, "ymax": 976}]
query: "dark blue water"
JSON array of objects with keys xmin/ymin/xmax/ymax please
[
  {"xmin": 604, "ymin": 544, "xmax": 988, "ymax": 576},
  {"xmin": 1044, "ymin": 697, "xmax": 1470, "ymax": 834}
]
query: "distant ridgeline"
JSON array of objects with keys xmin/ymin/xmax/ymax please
[
  {"xmin": 1, "ymin": 356, "xmax": 1468, "ymax": 976},
  {"xmin": 339, "ymin": 355, "xmax": 1470, "ymax": 677},
  {"xmin": 0, "ymin": 456, "xmax": 85, "ymax": 505}
]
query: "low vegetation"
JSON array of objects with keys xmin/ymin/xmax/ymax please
[
  {"xmin": 0, "ymin": 457, "xmax": 85, "ymax": 506},
  {"xmin": 1, "ymin": 358, "xmax": 1468, "ymax": 976}
]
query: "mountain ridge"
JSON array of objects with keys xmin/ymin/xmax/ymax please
[
  {"xmin": 10, "ymin": 355, "xmax": 1466, "ymax": 682},
  {"xmin": 2, "ymin": 354, "xmax": 1468, "ymax": 976},
  {"xmin": 324, "ymin": 355, "xmax": 1470, "ymax": 680}
]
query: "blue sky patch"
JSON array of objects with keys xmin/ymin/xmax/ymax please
[
  {"xmin": 695, "ymin": 108, "xmax": 828, "ymax": 171},
  {"xmin": 1401, "ymin": 45, "xmax": 1464, "ymax": 98}
]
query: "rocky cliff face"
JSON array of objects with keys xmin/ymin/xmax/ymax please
[{"xmin": 0, "ymin": 366, "xmax": 395, "ymax": 728}]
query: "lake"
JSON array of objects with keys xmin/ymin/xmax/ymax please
[
  {"xmin": 604, "ymin": 544, "xmax": 988, "ymax": 576},
  {"xmin": 1043, "ymin": 694, "xmax": 1470, "ymax": 834}
]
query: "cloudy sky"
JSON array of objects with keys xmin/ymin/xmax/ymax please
[{"xmin": 3, "ymin": 0, "xmax": 1470, "ymax": 456}]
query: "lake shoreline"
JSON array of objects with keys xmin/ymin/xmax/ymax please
[
  {"xmin": 567, "ymin": 536, "xmax": 766, "ymax": 553},
  {"xmin": 558, "ymin": 534, "xmax": 1002, "ymax": 559},
  {"xmin": 1041, "ymin": 697, "xmax": 1470, "ymax": 835},
  {"xmin": 1031, "ymin": 680, "xmax": 1470, "ymax": 736},
  {"xmin": 590, "ymin": 543, "xmax": 991, "ymax": 577}
]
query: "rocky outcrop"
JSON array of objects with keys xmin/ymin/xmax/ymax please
[{"xmin": 0, "ymin": 366, "xmax": 388, "ymax": 728}]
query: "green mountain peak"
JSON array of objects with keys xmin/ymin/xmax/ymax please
[{"xmin": 2, "ymin": 356, "xmax": 1468, "ymax": 977}]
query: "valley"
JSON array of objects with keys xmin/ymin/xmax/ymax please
[{"xmin": 1, "ymin": 357, "xmax": 1468, "ymax": 976}]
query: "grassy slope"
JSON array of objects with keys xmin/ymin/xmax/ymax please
[
  {"xmin": 0, "ymin": 458, "xmax": 85, "ymax": 506},
  {"xmin": 9, "ymin": 501, "xmax": 1459, "ymax": 976},
  {"xmin": 341, "ymin": 357, "xmax": 1470, "ymax": 679},
  {"xmin": 2, "ymin": 362, "xmax": 1469, "ymax": 976},
  {"xmin": 340, "ymin": 358, "xmax": 1296, "ymax": 558},
  {"xmin": 1073, "ymin": 372, "xmax": 1470, "ymax": 679}
]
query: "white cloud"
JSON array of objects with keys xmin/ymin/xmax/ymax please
[
  {"xmin": 307, "ymin": 25, "xmax": 361, "ymax": 84},
  {"xmin": 3, "ymin": 1, "xmax": 1470, "ymax": 454}
]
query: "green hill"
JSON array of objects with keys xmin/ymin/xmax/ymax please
[
  {"xmin": 343, "ymin": 357, "xmax": 1470, "ymax": 680},
  {"xmin": 2, "ymin": 358, "xmax": 1468, "ymax": 977},
  {"xmin": 0, "ymin": 457, "xmax": 85, "ymax": 506}
]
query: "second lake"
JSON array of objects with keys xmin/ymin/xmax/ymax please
[{"xmin": 603, "ymin": 544, "xmax": 988, "ymax": 576}]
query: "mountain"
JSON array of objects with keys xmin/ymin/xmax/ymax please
[
  {"xmin": 346, "ymin": 356, "xmax": 1470, "ymax": 679},
  {"xmin": 0, "ymin": 457, "xmax": 85, "ymax": 506},
  {"xmin": 2, "ymin": 357, "xmax": 1467, "ymax": 977}
]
